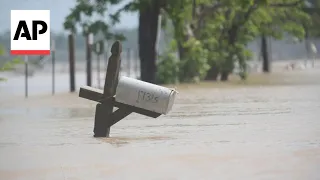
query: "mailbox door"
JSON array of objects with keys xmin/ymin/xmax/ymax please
[{"xmin": 164, "ymin": 90, "xmax": 177, "ymax": 114}]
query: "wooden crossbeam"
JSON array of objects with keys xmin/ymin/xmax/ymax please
[
  {"xmin": 79, "ymin": 86, "xmax": 161, "ymax": 118},
  {"xmin": 108, "ymin": 107, "xmax": 132, "ymax": 127}
]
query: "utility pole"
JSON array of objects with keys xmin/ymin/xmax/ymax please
[
  {"xmin": 86, "ymin": 33, "xmax": 93, "ymax": 86},
  {"xmin": 127, "ymin": 48, "xmax": 131, "ymax": 77},
  {"xmin": 68, "ymin": 33, "xmax": 76, "ymax": 92},
  {"xmin": 51, "ymin": 40, "xmax": 56, "ymax": 95},
  {"xmin": 24, "ymin": 56, "xmax": 28, "ymax": 98}
]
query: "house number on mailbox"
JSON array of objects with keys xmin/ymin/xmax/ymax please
[{"xmin": 136, "ymin": 90, "xmax": 159, "ymax": 103}]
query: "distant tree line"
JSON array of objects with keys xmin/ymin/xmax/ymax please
[
  {"xmin": 1, "ymin": 0, "xmax": 320, "ymax": 84},
  {"xmin": 0, "ymin": 28, "xmax": 165, "ymax": 51},
  {"xmin": 62, "ymin": 0, "xmax": 320, "ymax": 84}
]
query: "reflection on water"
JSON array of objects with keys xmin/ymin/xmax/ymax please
[{"xmin": 0, "ymin": 80, "xmax": 320, "ymax": 179}]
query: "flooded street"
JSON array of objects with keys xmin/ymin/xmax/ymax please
[{"xmin": 0, "ymin": 69, "xmax": 320, "ymax": 179}]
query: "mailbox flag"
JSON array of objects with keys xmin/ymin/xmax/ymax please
[{"xmin": 10, "ymin": 10, "xmax": 50, "ymax": 55}]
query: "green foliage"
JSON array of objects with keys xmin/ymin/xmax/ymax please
[
  {"xmin": 0, "ymin": 44, "xmax": 23, "ymax": 81},
  {"xmin": 156, "ymin": 40, "xmax": 179, "ymax": 84},
  {"xmin": 161, "ymin": 0, "xmax": 311, "ymax": 81},
  {"xmin": 303, "ymin": 0, "xmax": 320, "ymax": 37},
  {"xmin": 156, "ymin": 38, "xmax": 209, "ymax": 83},
  {"xmin": 63, "ymin": 0, "xmax": 125, "ymax": 40},
  {"xmin": 0, "ymin": 44, "xmax": 4, "ymax": 55},
  {"xmin": 0, "ymin": 58, "xmax": 23, "ymax": 72},
  {"xmin": 179, "ymin": 38, "xmax": 210, "ymax": 83},
  {"xmin": 235, "ymin": 46, "xmax": 253, "ymax": 80},
  {"xmin": 63, "ymin": 0, "xmax": 314, "ymax": 83},
  {"xmin": 255, "ymin": 2, "xmax": 309, "ymax": 40},
  {"xmin": 156, "ymin": 52, "xmax": 179, "ymax": 84}
]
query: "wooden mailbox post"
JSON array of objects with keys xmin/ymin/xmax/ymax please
[{"xmin": 79, "ymin": 41, "xmax": 161, "ymax": 137}]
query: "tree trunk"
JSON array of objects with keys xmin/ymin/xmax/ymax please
[
  {"xmin": 261, "ymin": 34, "xmax": 270, "ymax": 73},
  {"xmin": 138, "ymin": 1, "xmax": 161, "ymax": 83},
  {"xmin": 220, "ymin": 71, "xmax": 229, "ymax": 81},
  {"xmin": 178, "ymin": 41, "xmax": 186, "ymax": 61},
  {"xmin": 205, "ymin": 66, "xmax": 219, "ymax": 81},
  {"xmin": 305, "ymin": 28, "xmax": 310, "ymax": 67}
]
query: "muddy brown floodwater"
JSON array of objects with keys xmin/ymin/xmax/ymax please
[{"xmin": 0, "ymin": 70, "xmax": 320, "ymax": 180}]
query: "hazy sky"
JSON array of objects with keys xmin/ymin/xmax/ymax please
[{"xmin": 0, "ymin": 0, "xmax": 138, "ymax": 32}]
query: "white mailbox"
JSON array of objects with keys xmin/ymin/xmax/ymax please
[{"xmin": 115, "ymin": 76, "xmax": 177, "ymax": 114}]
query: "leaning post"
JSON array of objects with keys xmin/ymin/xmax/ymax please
[
  {"xmin": 93, "ymin": 41, "xmax": 122, "ymax": 137},
  {"xmin": 68, "ymin": 33, "xmax": 76, "ymax": 92}
]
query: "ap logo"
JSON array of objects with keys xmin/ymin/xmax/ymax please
[{"xmin": 10, "ymin": 10, "xmax": 50, "ymax": 55}]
